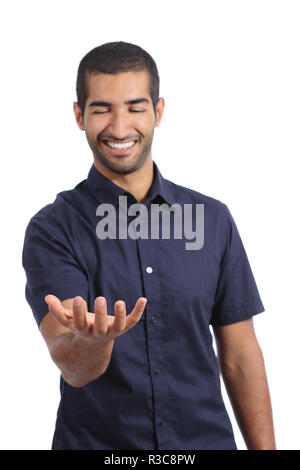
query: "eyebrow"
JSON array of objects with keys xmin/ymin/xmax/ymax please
[{"xmin": 88, "ymin": 98, "xmax": 150, "ymax": 107}]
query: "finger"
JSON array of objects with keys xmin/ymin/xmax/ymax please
[
  {"xmin": 72, "ymin": 297, "xmax": 88, "ymax": 333},
  {"xmin": 111, "ymin": 300, "xmax": 126, "ymax": 334},
  {"xmin": 45, "ymin": 294, "xmax": 73, "ymax": 328},
  {"xmin": 94, "ymin": 297, "xmax": 108, "ymax": 335},
  {"xmin": 125, "ymin": 297, "xmax": 147, "ymax": 330}
]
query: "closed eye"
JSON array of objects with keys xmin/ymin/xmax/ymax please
[{"xmin": 92, "ymin": 109, "xmax": 146, "ymax": 115}]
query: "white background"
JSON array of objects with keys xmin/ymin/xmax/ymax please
[{"xmin": 0, "ymin": 0, "xmax": 299, "ymax": 450}]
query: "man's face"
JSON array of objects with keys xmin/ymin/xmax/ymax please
[{"xmin": 74, "ymin": 70, "xmax": 164, "ymax": 175}]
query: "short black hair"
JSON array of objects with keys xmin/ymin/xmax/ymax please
[{"xmin": 76, "ymin": 41, "xmax": 160, "ymax": 117}]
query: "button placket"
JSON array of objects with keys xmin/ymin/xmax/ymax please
[{"xmin": 136, "ymin": 236, "xmax": 171, "ymax": 448}]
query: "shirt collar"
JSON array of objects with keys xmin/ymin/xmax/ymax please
[{"xmin": 86, "ymin": 160, "xmax": 176, "ymax": 207}]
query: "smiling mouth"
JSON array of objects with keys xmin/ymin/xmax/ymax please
[{"xmin": 101, "ymin": 139, "xmax": 139, "ymax": 155}]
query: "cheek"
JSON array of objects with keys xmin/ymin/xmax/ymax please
[
  {"xmin": 85, "ymin": 119, "xmax": 105, "ymax": 138},
  {"xmin": 133, "ymin": 116, "xmax": 154, "ymax": 133}
]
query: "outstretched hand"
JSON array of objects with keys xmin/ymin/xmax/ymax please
[{"xmin": 45, "ymin": 294, "xmax": 147, "ymax": 342}]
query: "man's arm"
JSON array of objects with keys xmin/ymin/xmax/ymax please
[
  {"xmin": 40, "ymin": 295, "xmax": 147, "ymax": 388},
  {"xmin": 213, "ymin": 318, "xmax": 276, "ymax": 450}
]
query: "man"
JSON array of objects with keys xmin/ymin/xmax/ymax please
[{"xmin": 22, "ymin": 41, "xmax": 276, "ymax": 450}]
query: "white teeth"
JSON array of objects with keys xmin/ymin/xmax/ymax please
[{"xmin": 106, "ymin": 140, "xmax": 136, "ymax": 149}]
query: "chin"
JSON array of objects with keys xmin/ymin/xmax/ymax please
[{"xmin": 95, "ymin": 152, "xmax": 149, "ymax": 175}]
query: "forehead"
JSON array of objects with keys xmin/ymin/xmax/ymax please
[{"xmin": 85, "ymin": 70, "xmax": 151, "ymax": 103}]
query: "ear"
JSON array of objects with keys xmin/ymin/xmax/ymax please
[
  {"xmin": 154, "ymin": 97, "xmax": 165, "ymax": 128},
  {"xmin": 73, "ymin": 102, "xmax": 85, "ymax": 131}
]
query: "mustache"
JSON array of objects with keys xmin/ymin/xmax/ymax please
[{"xmin": 98, "ymin": 134, "xmax": 140, "ymax": 142}]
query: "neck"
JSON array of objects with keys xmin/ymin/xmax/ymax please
[{"xmin": 93, "ymin": 156, "xmax": 154, "ymax": 203}]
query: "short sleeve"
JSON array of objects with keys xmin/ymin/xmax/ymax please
[
  {"xmin": 210, "ymin": 204, "xmax": 265, "ymax": 326},
  {"xmin": 22, "ymin": 213, "xmax": 89, "ymax": 327}
]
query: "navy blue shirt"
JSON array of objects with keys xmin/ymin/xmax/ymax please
[{"xmin": 22, "ymin": 161, "xmax": 265, "ymax": 450}]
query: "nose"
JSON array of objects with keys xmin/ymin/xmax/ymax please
[{"xmin": 106, "ymin": 109, "xmax": 131, "ymax": 140}]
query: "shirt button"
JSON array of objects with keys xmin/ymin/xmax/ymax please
[
  {"xmin": 146, "ymin": 266, "xmax": 153, "ymax": 274},
  {"xmin": 154, "ymin": 368, "xmax": 161, "ymax": 375},
  {"xmin": 151, "ymin": 316, "xmax": 157, "ymax": 324}
]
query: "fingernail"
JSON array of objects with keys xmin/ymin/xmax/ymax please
[
  {"xmin": 74, "ymin": 297, "xmax": 82, "ymax": 306},
  {"xmin": 97, "ymin": 297, "xmax": 105, "ymax": 307},
  {"xmin": 116, "ymin": 302, "xmax": 124, "ymax": 312}
]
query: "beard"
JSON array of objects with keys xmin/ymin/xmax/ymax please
[{"xmin": 85, "ymin": 130, "xmax": 154, "ymax": 175}]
